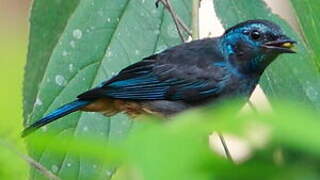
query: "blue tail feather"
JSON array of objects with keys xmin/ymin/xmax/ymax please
[{"xmin": 22, "ymin": 100, "xmax": 91, "ymax": 137}]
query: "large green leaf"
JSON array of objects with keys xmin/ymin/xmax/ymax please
[
  {"xmin": 290, "ymin": 0, "xmax": 320, "ymax": 67},
  {"xmin": 24, "ymin": 0, "xmax": 80, "ymax": 122},
  {"xmin": 24, "ymin": 0, "xmax": 191, "ymax": 179},
  {"xmin": 213, "ymin": 0, "xmax": 320, "ymax": 111}
]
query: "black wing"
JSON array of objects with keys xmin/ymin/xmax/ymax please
[{"xmin": 78, "ymin": 38, "xmax": 227, "ymax": 101}]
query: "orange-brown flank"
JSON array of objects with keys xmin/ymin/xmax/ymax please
[{"xmin": 81, "ymin": 98, "xmax": 155, "ymax": 117}]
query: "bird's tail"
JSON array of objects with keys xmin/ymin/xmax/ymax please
[{"xmin": 22, "ymin": 100, "xmax": 91, "ymax": 137}]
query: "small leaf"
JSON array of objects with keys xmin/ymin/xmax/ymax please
[{"xmin": 290, "ymin": 0, "xmax": 320, "ymax": 66}]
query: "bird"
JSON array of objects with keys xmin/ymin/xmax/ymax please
[{"xmin": 22, "ymin": 19, "xmax": 296, "ymax": 137}]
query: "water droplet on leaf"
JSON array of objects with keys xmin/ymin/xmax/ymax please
[
  {"xmin": 62, "ymin": 50, "xmax": 68, "ymax": 57},
  {"xmin": 69, "ymin": 64, "xmax": 74, "ymax": 72},
  {"xmin": 55, "ymin": 75, "xmax": 65, "ymax": 86},
  {"xmin": 70, "ymin": 40, "xmax": 76, "ymax": 48},
  {"xmin": 35, "ymin": 98, "xmax": 43, "ymax": 106},
  {"xmin": 73, "ymin": 29, "xmax": 82, "ymax": 39},
  {"xmin": 51, "ymin": 165, "xmax": 58, "ymax": 173}
]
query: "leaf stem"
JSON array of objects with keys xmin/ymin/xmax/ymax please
[
  {"xmin": 0, "ymin": 139, "xmax": 61, "ymax": 180},
  {"xmin": 192, "ymin": 0, "xmax": 200, "ymax": 40},
  {"xmin": 157, "ymin": 0, "xmax": 184, "ymax": 42},
  {"xmin": 156, "ymin": 0, "xmax": 192, "ymax": 41},
  {"xmin": 164, "ymin": 0, "xmax": 185, "ymax": 42}
]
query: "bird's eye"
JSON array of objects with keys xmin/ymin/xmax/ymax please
[{"xmin": 251, "ymin": 30, "xmax": 261, "ymax": 40}]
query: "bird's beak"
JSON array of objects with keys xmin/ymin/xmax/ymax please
[{"xmin": 262, "ymin": 36, "xmax": 296, "ymax": 53}]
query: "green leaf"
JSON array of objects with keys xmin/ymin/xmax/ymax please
[
  {"xmin": 212, "ymin": 0, "xmax": 320, "ymax": 111},
  {"xmin": 116, "ymin": 101, "xmax": 320, "ymax": 180},
  {"xmin": 24, "ymin": 0, "xmax": 191, "ymax": 179},
  {"xmin": 24, "ymin": 0, "xmax": 80, "ymax": 122},
  {"xmin": 290, "ymin": 0, "xmax": 320, "ymax": 67},
  {"xmin": 126, "ymin": 123, "xmax": 215, "ymax": 180}
]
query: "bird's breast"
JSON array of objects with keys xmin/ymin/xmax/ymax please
[{"xmin": 222, "ymin": 74, "xmax": 259, "ymax": 99}]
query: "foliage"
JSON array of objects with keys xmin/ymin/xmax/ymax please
[
  {"xmin": 25, "ymin": 101, "xmax": 320, "ymax": 180},
  {"xmin": 16, "ymin": 0, "xmax": 320, "ymax": 180},
  {"xmin": 23, "ymin": 0, "xmax": 80, "ymax": 121},
  {"xmin": 290, "ymin": 0, "xmax": 320, "ymax": 67},
  {"xmin": 24, "ymin": 0, "xmax": 191, "ymax": 179}
]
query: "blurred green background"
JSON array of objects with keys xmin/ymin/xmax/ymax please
[
  {"xmin": 0, "ymin": 0, "xmax": 29, "ymax": 132},
  {"xmin": 0, "ymin": 0, "xmax": 30, "ymax": 179}
]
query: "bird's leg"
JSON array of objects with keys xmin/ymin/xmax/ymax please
[{"xmin": 218, "ymin": 132, "xmax": 234, "ymax": 163}]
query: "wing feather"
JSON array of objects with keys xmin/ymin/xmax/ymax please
[{"xmin": 78, "ymin": 38, "xmax": 227, "ymax": 101}]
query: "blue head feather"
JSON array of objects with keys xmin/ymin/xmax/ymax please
[{"xmin": 219, "ymin": 20, "xmax": 295, "ymax": 76}]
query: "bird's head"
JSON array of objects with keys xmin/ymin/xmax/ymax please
[{"xmin": 220, "ymin": 19, "xmax": 296, "ymax": 75}]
